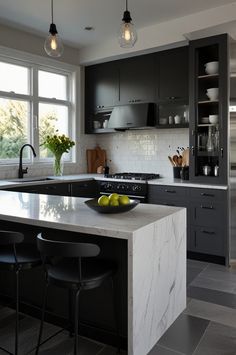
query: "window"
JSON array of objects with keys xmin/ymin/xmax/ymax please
[{"xmin": 0, "ymin": 55, "xmax": 76, "ymax": 164}]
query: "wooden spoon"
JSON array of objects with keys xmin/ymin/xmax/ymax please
[{"xmin": 172, "ymin": 155, "xmax": 179, "ymax": 166}]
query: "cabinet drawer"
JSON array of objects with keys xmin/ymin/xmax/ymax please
[
  {"xmin": 190, "ymin": 225, "xmax": 224, "ymax": 256},
  {"xmin": 190, "ymin": 188, "xmax": 226, "ymax": 202},
  {"xmin": 190, "ymin": 202, "xmax": 225, "ymax": 227},
  {"xmin": 148, "ymin": 184, "xmax": 189, "ymax": 203}
]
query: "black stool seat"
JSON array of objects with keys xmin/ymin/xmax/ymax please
[
  {"xmin": 0, "ymin": 243, "xmax": 41, "ymax": 270},
  {"xmin": 36, "ymin": 233, "xmax": 119, "ymax": 355},
  {"xmin": 47, "ymin": 258, "xmax": 114, "ymax": 290}
]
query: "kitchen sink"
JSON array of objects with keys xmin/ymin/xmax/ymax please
[{"xmin": 7, "ymin": 177, "xmax": 55, "ymax": 183}]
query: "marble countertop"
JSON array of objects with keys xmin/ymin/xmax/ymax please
[
  {"xmin": 0, "ymin": 190, "xmax": 183, "ymax": 240},
  {"xmin": 0, "ymin": 173, "xmax": 228, "ymax": 190}
]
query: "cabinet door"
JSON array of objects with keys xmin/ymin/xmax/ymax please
[
  {"xmin": 71, "ymin": 180, "xmax": 99, "ymax": 198},
  {"xmin": 158, "ymin": 46, "xmax": 189, "ymax": 101},
  {"xmin": 119, "ymin": 54, "xmax": 155, "ymax": 104},
  {"xmin": 190, "ymin": 225, "xmax": 224, "ymax": 256},
  {"xmin": 189, "ymin": 34, "xmax": 229, "ymax": 185},
  {"xmin": 85, "ymin": 62, "xmax": 119, "ymax": 110}
]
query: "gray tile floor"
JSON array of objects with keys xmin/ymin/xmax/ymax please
[{"xmin": 1, "ymin": 259, "xmax": 236, "ymax": 355}]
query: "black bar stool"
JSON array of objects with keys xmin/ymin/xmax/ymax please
[
  {"xmin": 35, "ymin": 233, "xmax": 119, "ymax": 355},
  {"xmin": 0, "ymin": 230, "xmax": 41, "ymax": 355}
]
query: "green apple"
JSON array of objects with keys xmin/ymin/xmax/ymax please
[
  {"xmin": 98, "ymin": 195, "xmax": 109, "ymax": 206},
  {"xmin": 109, "ymin": 199, "xmax": 119, "ymax": 207},
  {"xmin": 119, "ymin": 195, "xmax": 130, "ymax": 205},
  {"xmin": 109, "ymin": 193, "xmax": 119, "ymax": 201}
]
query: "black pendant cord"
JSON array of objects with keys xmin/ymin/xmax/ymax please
[
  {"xmin": 51, "ymin": 0, "xmax": 54, "ymax": 24},
  {"xmin": 126, "ymin": 0, "xmax": 128, "ymax": 11}
]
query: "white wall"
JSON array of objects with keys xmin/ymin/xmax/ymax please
[
  {"xmin": 0, "ymin": 23, "xmax": 80, "ymax": 66},
  {"xmin": 79, "ymin": 2, "xmax": 236, "ymax": 65},
  {"xmin": 94, "ymin": 128, "xmax": 189, "ymax": 177}
]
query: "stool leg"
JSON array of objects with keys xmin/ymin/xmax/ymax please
[
  {"xmin": 74, "ymin": 288, "xmax": 81, "ymax": 355},
  {"xmin": 35, "ymin": 281, "xmax": 48, "ymax": 355},
  {"xmin": 111, "ymin": 276, "xmax": 120, "ymax": 353},
  {"xmin": 15, "ymin": 269, "xmax": 19, "ymax": 355},
  {"xmin": 68, "ymin": 289, "xmax": 74, "ymax": 337}
]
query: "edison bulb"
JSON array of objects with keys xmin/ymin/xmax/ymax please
[
  {"xmin": 118, "ymin": 22, "xmax": 137, "ymax": 48},
  {"xmin": 44, "ymin": 33, "xmax": 64, "ymax": 57},
  {"xmin": 51, "ymin": 36, "xmax": 57, "ymax": 50}
]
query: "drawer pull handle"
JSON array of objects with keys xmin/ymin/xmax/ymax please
[
  {"xmin": 163, "ymin": 203, "xmax": 176, "ymax": 206},
  {"xmin": 200, "ymin": 205, "xmax": 213, "ymax": 209},
  {"xmin": 201, "ymin": 230, "xmax": 215, "ymax": 235},
  {"xmin": 200, "ymin": 193, "xmax": 214, "ymax": 197},
  {"xmin": 164, "ymin": 189, "xmax": 176, "ymax": 193}
]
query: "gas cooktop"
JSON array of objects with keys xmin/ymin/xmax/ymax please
[{"xmin": 105, "ymin": 172, "xmax": 160, "ymax": 181}]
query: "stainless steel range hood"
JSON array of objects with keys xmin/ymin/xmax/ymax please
[{"xmin": 107, "ymin": 103, "xmax": 155, "ymax": 130}]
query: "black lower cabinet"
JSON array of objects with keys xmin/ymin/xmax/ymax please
[
  {"xmin": 0, "ymin": 220, "xmax": 128, "ymax": 349},
  {"xmin": 5, "ymin": 182, "xmax": 71, "ymax": 196},
  {"xmin": 188, "ymin": 187, "xmax": 229, "ymax": 265},
  {"xmin": 148, "ymin": 184, "xmax": 229, "ymax": 265},
  {"xmin": 70, "ymin": 180, "xmax": 99, "ymax": 198}
]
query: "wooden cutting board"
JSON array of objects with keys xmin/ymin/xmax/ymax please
[{"xmin": 86, "ymin": 146, "xmax": 107, "ymax": 173}]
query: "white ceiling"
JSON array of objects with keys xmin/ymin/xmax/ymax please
[{"xmin": 0, "ymin": 0, "xmax": 235, "ymax": 49}]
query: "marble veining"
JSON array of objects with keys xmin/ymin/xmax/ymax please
[{"xmin": 129, "ymin": 210, "xmax": 186, "ymax": 355}]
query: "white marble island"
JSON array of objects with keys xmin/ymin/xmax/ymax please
[{"xmin": 0, "ymin": 190, "xmax": 186, "ymax": 355}]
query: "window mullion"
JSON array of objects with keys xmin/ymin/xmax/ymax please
[{"xmin": 32, "ymin": 65, "xmax": 39, "ymax": 160}]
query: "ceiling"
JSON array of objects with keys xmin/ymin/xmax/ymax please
[{"xmin": 0, "ymin": 0, "xmax": 235, "ymax": 49}]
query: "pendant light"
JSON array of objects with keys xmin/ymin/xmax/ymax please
[
  {"xmin": 44, "ymin": 0, "xmax": 64, "ymax": 57},
  {"xmin": 118, "ymin": 0, "xmax": 137, "ymax": 48}
]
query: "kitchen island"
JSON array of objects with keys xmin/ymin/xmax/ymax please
[{"xmin": 0, "ymin": 190, "xmax": 186, "ymax": 355}]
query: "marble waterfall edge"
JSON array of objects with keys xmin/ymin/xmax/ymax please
[{"xmin": 128, "ymin": 209, "xmax": 186, "ymax": 355}]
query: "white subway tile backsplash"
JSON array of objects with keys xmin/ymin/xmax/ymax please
[{"xmin": 95, "ymin": 128, "xmax": 189, "ymax": 177}]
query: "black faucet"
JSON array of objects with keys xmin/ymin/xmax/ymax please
[{"xmin": 18, "ymin": 144, "xmax": 37, "ymax": 178}]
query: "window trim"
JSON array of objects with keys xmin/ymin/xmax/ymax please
[{"xmin": 0, "ymin": 45, "xmax": 79, "ymax": 167}]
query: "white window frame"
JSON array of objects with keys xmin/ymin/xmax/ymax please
[{"xmin": 0, "ymin": 46, "xmax": 79, "ymax": 167}]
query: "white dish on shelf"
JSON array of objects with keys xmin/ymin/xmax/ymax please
[
  {"xmin": 205, "ymin": 61, "xmax": 219, "ymax": 75},
  {"xmin": 206, "ymin": 87, "xmax": 219, "ymax": 101},
  {"xmin": 209, "ymin": 114, "xmax": 219, "ymax": 124},
  {"xmin": 200, "ymin": 117, "xmax": 209, "ymax": 124}
]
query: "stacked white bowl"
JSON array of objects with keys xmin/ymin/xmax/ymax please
[
  {"xmin": 205, "ymin": 61, "xmax": 219, "ymax": 75},
  {"xmin": 209, "ymin": 114, "xmax": 219, "ymax": 124},
  {"xmin": 206, "ymin": 87, "xmax": 219, "ymax": 101}
]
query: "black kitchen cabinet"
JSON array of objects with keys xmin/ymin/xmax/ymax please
[
  {"xmin": 148, "ymin": 184, "xmax": 229, "ymax": 264},
  {"xmin": 148, "ymin": 184, "xmax": 189, "ymax": 207},
  {"xmin": 158, "ymin": 46, "xmax": 189, "ymax": 101},
  {"xmin": 188, "ymin": 187, "xmax": 229, "ymax": 264},
  {"xmin": 5, "ymin": 182, "xmax": 71, "ymax": 196},
  {"xmin": 189, "ymin": 34, "xmax": 229, "ymax": 185},
  {"xmin": 118, "ymin": 54, "xmax": 155, "ymax": 104},
  {"xmin": 71, "ymin": 180, "xmax": 99, "ymax": 198},
  {"xmin": 85, "ymin": 61, "xmax": 119, "ymax": 111}
]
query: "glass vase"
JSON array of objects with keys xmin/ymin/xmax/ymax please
[{"xmin": 53, "ymin": 154, "xmax": 64, "ymax": 176}]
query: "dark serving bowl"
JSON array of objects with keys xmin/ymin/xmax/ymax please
[{"xmin": 84, "ymin": 198, "xmax": 140, "ymax": 214}]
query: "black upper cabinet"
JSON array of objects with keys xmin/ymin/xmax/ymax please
[
  {"xmin": 85, "ymin": 62, "xmax": 119, "ymax": 110},
  {"xmin": 119, "ymin": 54, "xmax": 155, "ymax": 104},
  {"xmin": 158, "ymin": 46, "xmax": 189, "ymax": 101}
]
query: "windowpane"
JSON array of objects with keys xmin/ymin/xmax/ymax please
[
  {"xmin": 0, "ymin": 62, "xmax": 29, "ymax": 95},
  {"xmin": 38, "ymin": 70, "xmax": 67, "ymax": 100},
  {"xmin": 39, "ymin": 103, "xmax": 69, "ymax": 158},
  {"xmin": 0, "ymin": 98, "xmax": 29, "ymax": 159}
]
